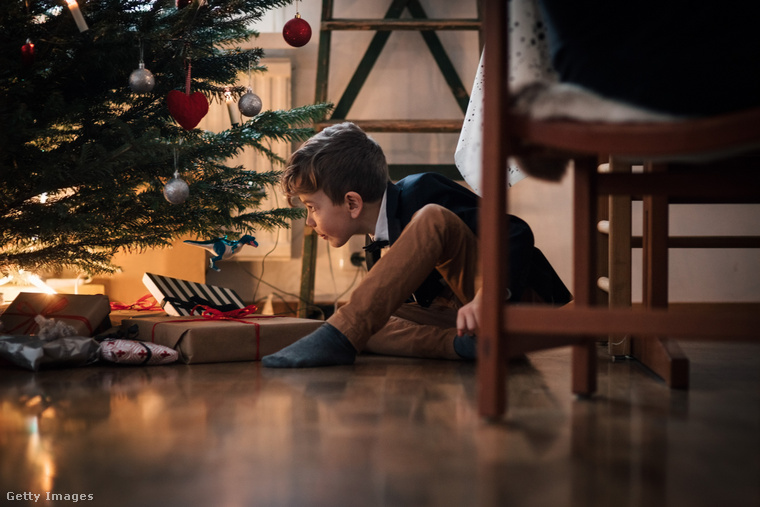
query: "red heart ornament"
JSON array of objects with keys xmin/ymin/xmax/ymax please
[{"xmin": 167, "ymin": 90, "xmax": 209, "ymax": 130}]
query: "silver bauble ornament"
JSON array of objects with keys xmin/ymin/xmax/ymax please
[
  {"xmin": 129, "ymin": 63, "xmax": 156, "ymax": 93},
  {"xmin": 238, "ymin": 89, "xmax": 263, "ymax": 117},
  {"xmin": 163, "ymin": 172, "xmax": 190, "ymax": 204}
]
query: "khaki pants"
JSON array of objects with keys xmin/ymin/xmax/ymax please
[{"xmin": 328, "ymin": 204, "xmax": 479, "ymax": 360}]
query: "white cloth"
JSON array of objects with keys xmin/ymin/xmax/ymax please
[
  {"xmin": 455, "ymin": 0, "xmax": 556, "ymax": 195},
  {"xmin": 455, "ymin": 51, "xmax": 527, "ymax": 196}
]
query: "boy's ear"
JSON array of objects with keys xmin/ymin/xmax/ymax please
[{"xmin": 344, "ymin": 191, "xmax": 363, "ymax": 218}]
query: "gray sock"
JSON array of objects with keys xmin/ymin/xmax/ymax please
[
  {"xmin": 262, "ymin": 323, "xmax": 356, "ymax": 368},
  {"xmin": 453, "ymin": 334, "xmax": 477, "ymax": 360}
]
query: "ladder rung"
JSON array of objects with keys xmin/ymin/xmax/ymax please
[
  {"xmin": 322, "ymin": 19, "xmax": 481, "ymax": 31},
  {"xmin": 316, "ymin": 119, "xmax": 463, "ymax": 133}
]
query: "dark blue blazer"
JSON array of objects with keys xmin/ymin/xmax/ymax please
[{"xmin": 375, "ymin": 173, "xmax": 538, "ymax": 306}]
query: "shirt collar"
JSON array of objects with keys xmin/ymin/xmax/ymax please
[{"xmin": 371, "ymin": 189, "xmax": 389, "ymax": 242}]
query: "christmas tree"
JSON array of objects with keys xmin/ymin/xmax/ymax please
[{"xmin": 0, "ymin": 0, "xmax": 330, "ymax": 277}]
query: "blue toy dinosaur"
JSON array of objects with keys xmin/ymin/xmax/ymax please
[{"xmin": 184, "ymin": 235, "xmax": 258, "ymax": 271}]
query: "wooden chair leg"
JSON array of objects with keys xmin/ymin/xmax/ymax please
[
  {"xmin": 572, "ymin": 158, "xmax": 599, "ymax": 396},
  {"xmin": 477, "ymin": 0, "xmax": 509, "ymax": 419},
  {"xmin": 633, "ymin": 162, "xmax": 690, "ymax": 388},
  {"xmin": 477, "ymin": 332, "xmax": 506, "ymax": 420},
  {"xmin": 478, "ymin": 199, "xmax": 508, "ymax": 418},
  {"xmin": 572, "ymin": 343, "xmax": 597, "ymax": 395}
]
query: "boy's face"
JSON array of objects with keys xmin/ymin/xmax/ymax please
[{"xmin": 298, "ymin": 190, "xmax": 360, "ymax": 248}]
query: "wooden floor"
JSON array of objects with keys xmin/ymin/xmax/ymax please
[{"xmin": 1, "ymin": 342, "xmax": 758, "ymax": 507}]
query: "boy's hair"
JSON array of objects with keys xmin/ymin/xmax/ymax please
[{"xmin": 282, "ymin": 122, "xmax": 389, "ymax": 206}]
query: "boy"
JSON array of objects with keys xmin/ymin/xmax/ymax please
[{"xmin": 262, "ymin": 122, "xmax": 566, "ymax": 368}]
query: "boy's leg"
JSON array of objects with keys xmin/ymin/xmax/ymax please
[
  {"xmin": 364, "ymin": 300, "xmax": 462, "ymax": 360},
  {"xmin": 363, "ymin": 315, "xmax": 461, "ymax": 360},
  {"xmin": 262, "ymin": 204, "xmax": 478, "ymax": 368},
  {"xmin": 329, "ymin": 204, "xmax": 478, "ymax": 349}
]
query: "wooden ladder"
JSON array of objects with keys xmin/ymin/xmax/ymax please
[{"xmin": 298, "ymin": 0, "xmax": 482, "ymax": 317}]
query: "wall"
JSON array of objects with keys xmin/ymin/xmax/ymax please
[{"xmin": 631, "ymin": 202, "xmax": 760, "ymax": 302}]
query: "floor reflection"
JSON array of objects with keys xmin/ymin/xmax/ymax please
[{"xmin": 0, "ymin": 343, "xmax": 758, "ymax": 507}]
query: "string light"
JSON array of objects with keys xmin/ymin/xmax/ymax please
[
  {"xmin": 65, "ymin": 0, "xmax": 89, "ymax": 32},
  {"xmin": 225, "ymin": 87, "xmax": 241, "ymax": 126}
]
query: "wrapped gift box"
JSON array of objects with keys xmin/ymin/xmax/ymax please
[
  {"xmin": 121, "ymin": 314, "xmax": 323, "ymax": 364},
  {"xmin": 0, "ymin": 292, "xmax": 111, "ymax": 337},
  {"xmin": 0, "ymin": 335, "xmax": 100, "ymax": 371},
  {"xmin": 142, "ymin": 272, "xmax": 246, "ymax": 316},
  {"xmin": 109, "ymin": 309, "xmax": 166, "ymax": 327}
]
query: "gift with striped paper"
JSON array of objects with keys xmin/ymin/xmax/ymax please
[{"xmin": 142, "ymin": 273, "xmax": 246, "ymax": 317}]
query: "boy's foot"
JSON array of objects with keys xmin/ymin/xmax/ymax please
[
  {"xmin": 262, "ymin": 323, "xmax": 357, "ymax": 368},
  {"xmin": 454, "ymin": 334, "xmax": 477, "ymax": 361}
]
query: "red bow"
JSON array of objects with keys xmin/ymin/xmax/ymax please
[
  {"xmin": 110, "ymin": 294, "xmax": 162, "ymax": 311},
  {"xmin": 190, "ymin": 304, "xmax": 259, "ymax": 320}
]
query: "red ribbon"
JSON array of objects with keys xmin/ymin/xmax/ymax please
[
  {"xmin": 3, "ymin": 295, "xmax": 94, "ymax": 335},
  {"xmin": 185, "ymin": 59, "xmax": 192, "ymax": 95},
  {"xmin": 149, "ymin": 304, "xmax": 279, "ymax": 360},
  {"xmin": 110, "ymin": 294, "xmax": 163, "ymax": 312},
  {"xmin": 190, "ymin": 304, "xmax": 259, "ymax": 320}
]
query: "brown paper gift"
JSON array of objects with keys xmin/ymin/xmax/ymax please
[
  {"xmin": 109, "ymin": 309, "xmax": 165, "ymax": 327},
  {"xmin": 0, "ymin": 292, "xmax": 111, "ymax": 337},
  {"xmin": 121, "ymin": 314, "xmax": 323, "ymax": 364}
]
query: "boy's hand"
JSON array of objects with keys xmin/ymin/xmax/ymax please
[{"xmin": 456, "ymin": 290, "xmax": 482, "ymax": 336}]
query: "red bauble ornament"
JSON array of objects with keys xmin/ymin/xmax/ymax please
[
  {"xmin": 283, "ymin": 14, "xmax": 312, "ymax": 47},
  {"xmin": 21, "ymin": 39, "xmax": 35, "ymax": 66},
  {"xmin": 167, "ymin": 90, "xmax": 209, "ymax": 130},
  {"xmin": 176, "ymin": 0, "xmax": 191, "ymax": 8}
]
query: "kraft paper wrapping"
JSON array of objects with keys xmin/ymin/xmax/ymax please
[
  {"xmin": 122, "ymin": 315, "xmax": 323, "ymax": 364},
  {"xmin": 0, "ymin": 293, "xmax": 111, "ymax": 337}
]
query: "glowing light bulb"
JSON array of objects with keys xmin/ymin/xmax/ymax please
[
  {"xmin": 225, "ymin": 89, "xmax": 241, "ymax": 126},
  {"xmin": 65, "ymin": 0, "xmax": 89, "ymax": 32}
]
